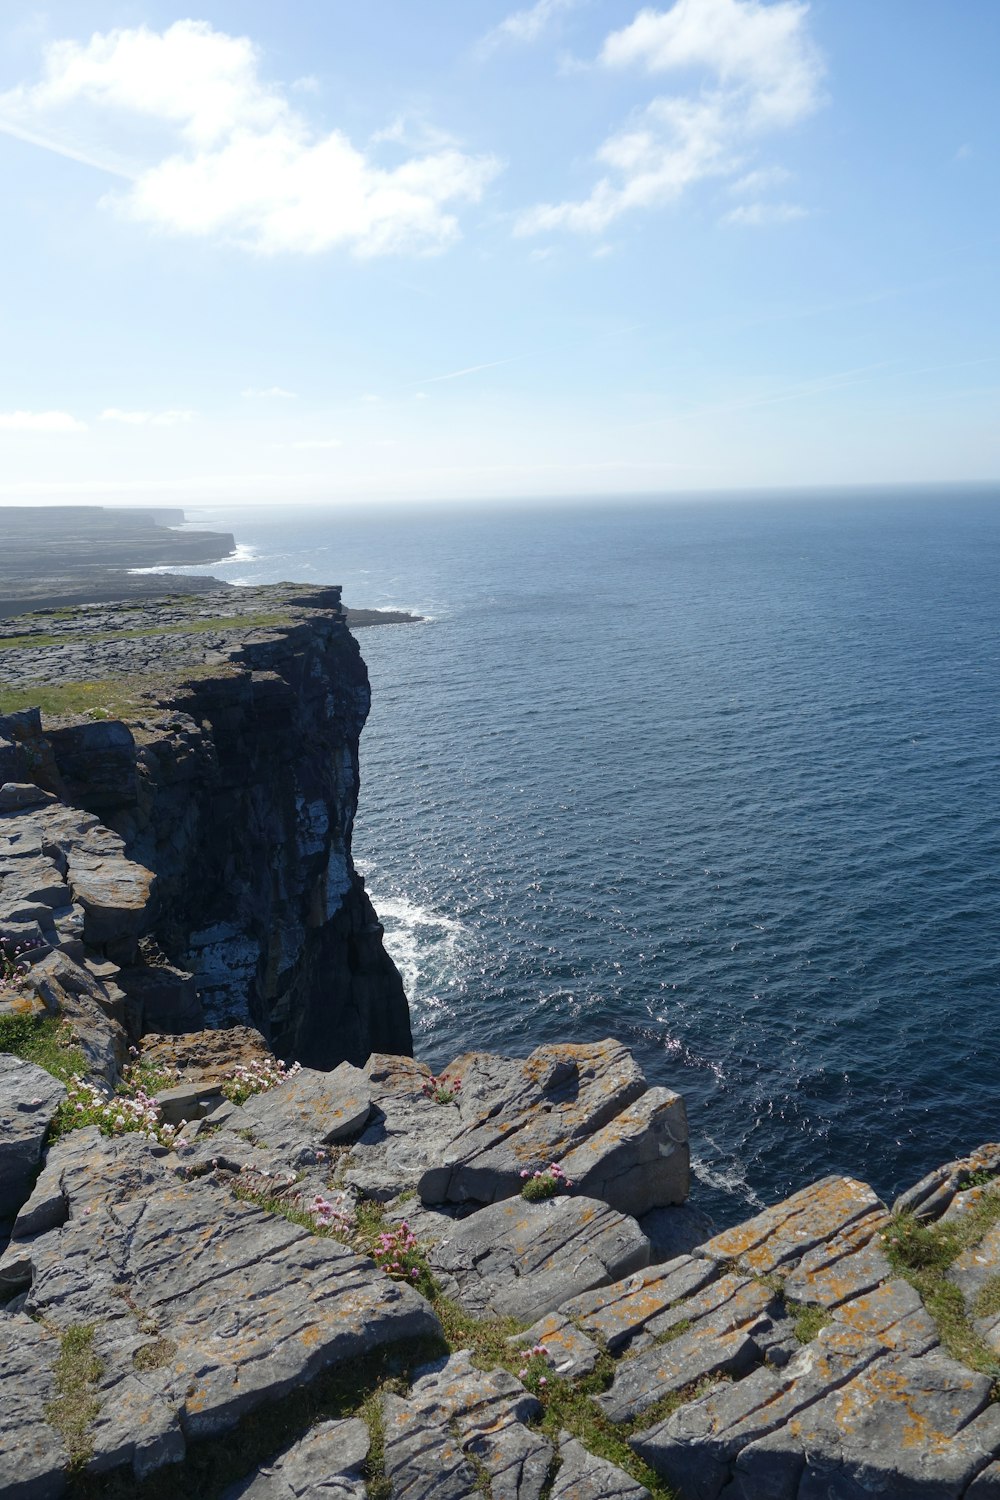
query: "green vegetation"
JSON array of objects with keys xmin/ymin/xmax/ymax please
[
  {"xmin": 883, "ymin": 1197, "xmax": 1000, "ymax": 1376},
  {"xmin": 44, "ymin": 1325, "xmax": 103, "ymax": 1470},
  {"xmin": 132, "ymin": 1339, "xmax": 178, "ymax": 1373},
  {"xmin": 0, "ymin": 1013, "xmax": 86, "ymax": 1085},
  {"xmin": 0, "ymin": 661, "xmax": 242, "ymax": 718},
  {"xmin": 0, "ymin": 612, "xmax": 291, "ymax": 653},
  {"xmin": 788, "ymin": 1300, "xmax": 832, "ymax": 1344}
]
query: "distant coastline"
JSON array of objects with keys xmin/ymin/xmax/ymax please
[{"xmin": 0, "ymin": 505, "xmax": 421, "ymax": 628}]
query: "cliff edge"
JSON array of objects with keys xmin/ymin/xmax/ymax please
[{"xmin": 0, "ymin": 584, "xmax": 411, "ymax": 1068}]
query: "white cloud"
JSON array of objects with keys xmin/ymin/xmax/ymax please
[
  {"xmin": 242, "ymin": 386, "xmax": 297, "ymax": 399},
  {"xmin": 0, "ymin": 20, "xmax": 501, "ymax": 256},
  {"xmin": 0, "ymin": 409, "xmax": 87, "ymax": 432},
  {"xmin": 100, "ymin": 407, "xmax": 195, "ymax": 425},
  {"xmin": 479, "ymin": 0, "xmax": 580, "ymax": 54},
  {"xmin": 292, "ymin": 437, "xmax": 343, "ymax": 449},
  {"xmin": 723, "ymin": 200, "xmax": 807, "ymax": 225},
  {"xmin": 729, "ymin": 164, "xmax": 791, "ymax": 195},
  {"xmin": 515, "ymin": 0, "xmax": 822, "ymax": 236}
]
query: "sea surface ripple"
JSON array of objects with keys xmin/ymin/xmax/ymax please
[{"xmin": 180, "ymin": 491, "xmax": 1000, "ymax": 1224}]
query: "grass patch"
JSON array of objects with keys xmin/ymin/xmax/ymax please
[
  {"xmin": 133, "ymin": 1339, "xmax": 177, "ymax": 1373},
  {"xmin": 0, "ymin": 613, "xmax": 292, "ymax": 653},
  {"xmin": 974, "ymin": 1276, "xmax": 1000, "ymax": 1322},
  {"xmin": 883, "ymin": 1200, "xmax": 1000, "ymax": 1377},
  {"xmin": 0, "ymin": 662, "xmax": 242, "ymax": 718},
  {"xmin": 0, "ymin": 1014, "xmax": 86, "ymax": 1085},
  {"xmin": 788, "ymin": 1301, "xmax": 832, "ymax": 1344},
  {"xmin": 45, "ymin": 1324, "xmax": 103, "ymax": 1470}
]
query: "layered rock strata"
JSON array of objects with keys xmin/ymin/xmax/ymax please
[{"xmin": 0, "ymin": 584, "xmax": 411, "ymax": 1066}]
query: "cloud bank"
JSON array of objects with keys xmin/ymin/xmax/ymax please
[
  {"xmin": 516, "ymin": 0, "xmax": 822, "ymax": 235},
  {"xmin": 0, "ymin": 21, "xmax": 501, "ymax": 256}
]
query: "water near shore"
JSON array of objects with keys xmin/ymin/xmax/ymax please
[{"xmin": 175, "ymin": 488, "xmax": 1000, "ymax": 1224}]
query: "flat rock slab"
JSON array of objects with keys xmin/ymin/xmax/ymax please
[
  {"xmin": 415, "ymin": 1040, "xmax": 650, "ymax": 1207},
  {"xmin": 222, "ymin": 1417, "xmax": 369, "ymax": 1499},
  {"xmin": 595, "ymin": 1277, "xmax": 782, "ymax": 1424},
  {"xmin": 383, "ymin": 1351, "xmax": 549, "ymax": 1500},
  {"xmin": 0, "ymin": 1053, "xmax": 66, "ymax": 1218},
  {"xmin": 700, "ymin": 1174, "xmax": 884, "ymax": 1276},
  {"xmin": 239, "ymin": 1063, "xmax": 372, "ymax": 1158},
  {"xmin": 560, "ymin": 1254, "xmax": 719, "ymax": 1355},
  {"xmin": 779, "ymin": 1208, "xmax": 890, "ymax": 1308},
  {"xmin": 551, "ymin": 1433, "xmax": 650, "ymax": 1499},
  {"xmin": 727, "ymin": 1354, "xmax": 1000, "ymax": 1500},
  {"xmin": 427, "ymin": 1194, "xmax": 650, "ymax": 1324},
  {"xmin": 4, "ymin": 1130, "xmax": 440, "ymax": 1488},
  {"xmin": 629, "ymin": 1324, "xmax": 888, "ymax": 1499}
]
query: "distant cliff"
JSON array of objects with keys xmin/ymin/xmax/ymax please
[
  {"xmin": 0, "ymin": 504, "xmax": 236, "ymax": 616},
  {"xmin": 0, "ymin": 583, "xmax": 411, "ymax": 1067}
]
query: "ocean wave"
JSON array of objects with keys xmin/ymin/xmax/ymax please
[{"xmin": 362, "ymin": 885, "xmax": 468, "ymax": 1009}]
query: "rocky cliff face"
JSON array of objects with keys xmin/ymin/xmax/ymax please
[{"xmin": 0, "ymin": 584, "xmax": 411, "ymax": 1067}]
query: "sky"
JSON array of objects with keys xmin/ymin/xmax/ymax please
[{"xmin": 0, "ymin": 0, "xmax": 997, "ymax": 507}]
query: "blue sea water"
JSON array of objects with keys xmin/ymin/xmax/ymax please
[{"xmin": 178, "ymin": 488, "xmax": 1000, "ymax": 1224}]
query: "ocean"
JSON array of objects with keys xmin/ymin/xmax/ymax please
[{"xmin": 173, "ymin": 488, "xmax": 1000, "ymax": 1225}]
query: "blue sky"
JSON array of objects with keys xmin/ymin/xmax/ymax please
[{"xmin": 0, "ymin": 0, "xmax": 997, "ymax": 505}]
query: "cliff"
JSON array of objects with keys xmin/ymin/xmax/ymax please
[{"xmin": 0, "ymin": 584, "xmax": 411, "ymax": 1068}]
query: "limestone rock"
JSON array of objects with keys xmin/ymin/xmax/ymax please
[
  {"xmin": 558, "ymin": 1086, "xmax": 689, "ymax": 1216},
  {"xmin": 3, "ymin": 1128, "xmax": 440, "ymax": 1487},
  {"xmin": 509, "ymin": 1312, "xmax": 601, "ymax": 1379},
  {"xmin": 0, "ymin": 1053, "xmax": 65, "ymax": 1218},
  {"xmin": 427, "ymin": 1194, "xmax": 650, "ymax": 1324},
  {"xmin": 141, "ymin": 1025, "xmax": 273, "ymax": 1086},
  {"xmin": 222, "ymin": 1418, "xmax": 369, "ymax": 1499},
  {"xmin": 383, "ymin": 1352, "xmax": 549, "ymax": 1500},
  {"xmin": 699, "ymin": 1174, "xmax": 884, "ymax": 1275},
  {"xmin": 560, "ymin": 1254, "xmax": 719, "ymax": 1355},
  {"xmin": 552, "ymin": 1433, "xmax": 650, "ymax": 1499},
  {"xmin": 238, "ymin": 1063, "xmax": 371, "ymax": 1158},
  {"xmin": 893, "ymin": 1143, "xmax": 1000, "ymax": 1222},
  {"xmin": 416, "ymin": 1040, "xmax": 648, "ymax": 1207},
  {"xmin": 595, "ymin": 1276, "xmax": 783, "ymax": 1424},
  {"xmin": 0, "ymin": 1312, "xmax": 69, "ymax": 1500}
]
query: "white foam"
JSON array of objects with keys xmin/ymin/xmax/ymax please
[
  {"xmin": 361, "ymin": 883, "xmax": 466, "ymax": 1006},
  {"xmin": 691, "ymin": 1138, "xmax": 764, "ymax": 1211}
]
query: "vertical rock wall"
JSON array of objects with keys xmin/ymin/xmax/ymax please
[{"xmin": 0, "ymin": 585, "xmax": 411, "ymax": 1068}]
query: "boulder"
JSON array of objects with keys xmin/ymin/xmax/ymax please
[
  {"xmin": 239, "ymin": 1063, "xmax": 371, "ymax": 1158},
  {"xmin": 558, "ymin": 1087, "xmax": 689, "ymax": 1216},
  {"xmin": 0, "ymin": 1054, "xmax": 65, "ymax": 1219}
]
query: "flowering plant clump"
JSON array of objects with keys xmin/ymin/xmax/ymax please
[
  {"xmin": 56, "ymin": 1071, "xmax": 186, "ymax": 1149},
  {"xmin": 222, "ymin": 1056, "xmax": 301, "ymax": 1106},
  {"xmin": 0, "ymin": 937, "xmax": 31, "ymax": 993},
  {"xmin": 520, "ymin": 1162, "xmax": 573, "ymax": 1202},
  {"xmin": 422, "ymin": 1072, "xmax": 462, "ymax": 1105},
  {"xmin": 304, "ymin": 1191, "xmax": 355, "ymax": 1235},
  {"xmin": 516, "ymin": 1342, "xmax": 552, "ymax": 1392},
  {"xmin": 371, "ymin": 1220, "xmax": 430, "ymax": 1287}
]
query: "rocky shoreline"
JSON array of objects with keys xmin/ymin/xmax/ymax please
[{"xmin": 2, "ymin": 587, "xmax": 1000, "ymax": 1498}]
